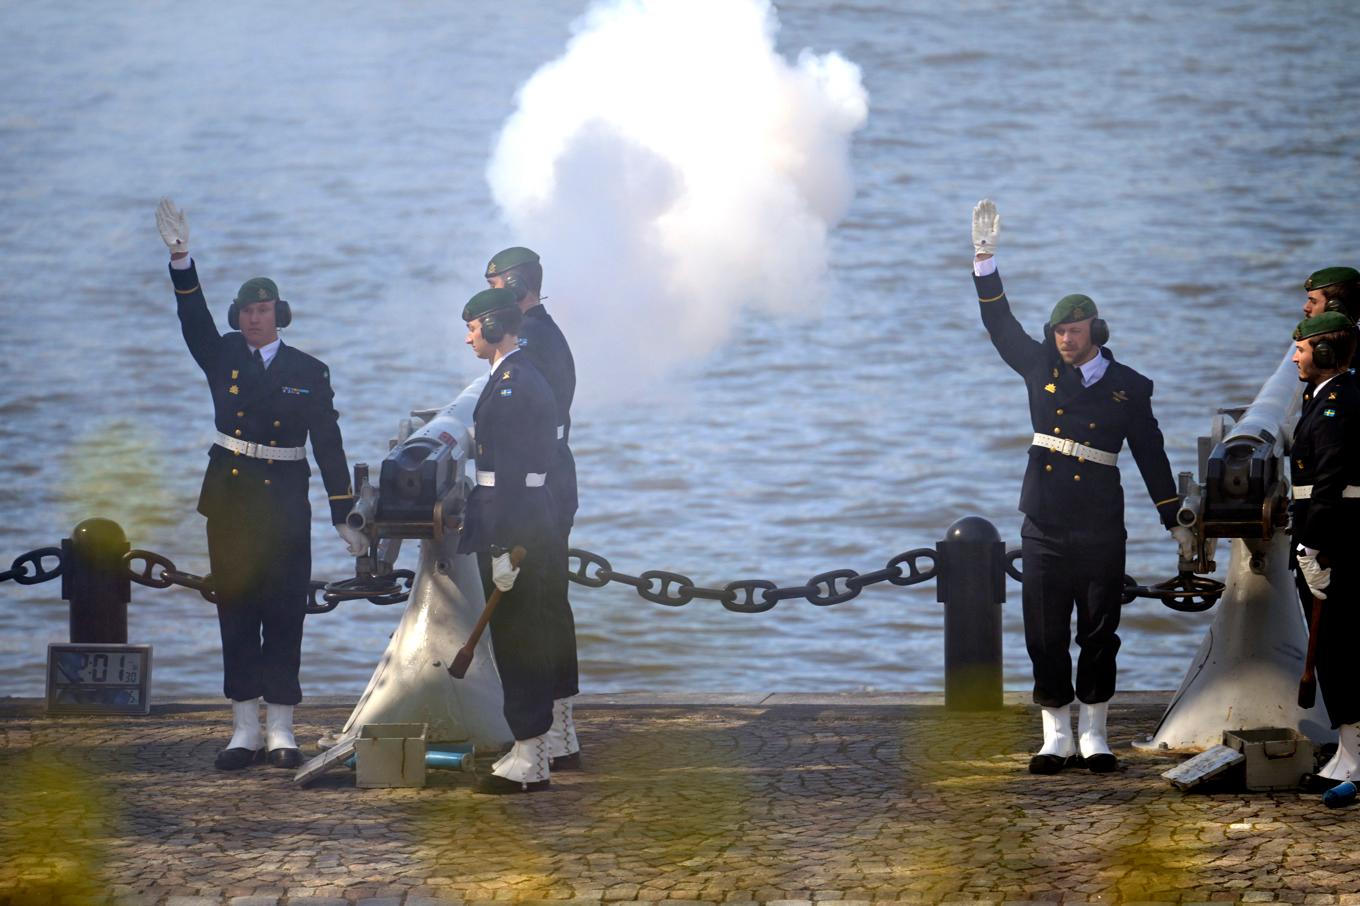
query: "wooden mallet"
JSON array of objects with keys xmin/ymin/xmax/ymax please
[
  {"xmin": 1298, "ymin": 593, "xmax": 1325, "ymax": 709},
  {"xmin": 447, "ymin": 545, "xmax": 526, "ymax": 679}
]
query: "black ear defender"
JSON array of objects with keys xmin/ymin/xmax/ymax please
[
  {"xmin": 480, "ymin": 310, "xmax": 506, "ymax": 344},
  {"xmin": 1091, "ymin": 317, "xmax": 1110, "ymax": 346},
  {"xmin": 228, "ymin": 299, "xmax": 292, "ymax": 330},
  {"xmin": 502, "ymin": 269, "xmax": 530, "ymax": 304},
  {"xmin": 1313, "ymin": 337, "xmax": 1339, "ymax": 371}
]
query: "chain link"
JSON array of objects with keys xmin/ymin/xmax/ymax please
[
  {"xmin": 2, "ymin": 547, "xmax": 64, "ymax": 585},
  {"xmin": 565, "ymin": 546, "xmax": 937, "ymax": 612}
]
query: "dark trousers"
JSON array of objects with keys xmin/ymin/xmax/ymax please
[
  {"xmin": 548, "ymin": 453, "xmax": 580, "ymax": 701},
  {"xmin": 206, "ymin": 512, "xmax": 311, "ymax": 706},
  {"xmin": 1294, "ymin": 567, "xmax": 1360, "ymax": 729},
  {"xmin": 478, "ymin": 544, "xmax": 558, "ymax": 740},
  {"xmin": 1021, "ymin": 528, "xmax": 1126, "ymax": 708},
  {"xmin": 549, "ymin": 527, "xmax": 580, "ymax": 701}
]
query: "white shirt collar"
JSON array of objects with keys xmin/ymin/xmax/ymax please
[
  {"xmin": 1313, "ymin": 373, "xmax": 1341, "ymax": 397},
  {"xmin": 491, "ymin": 346, "xmax": 519, "ymax": 372},
  {"xmin": 1075, "ymin": 349, "xmax": 1109, "ymax": 387},
  {"xmin": 249, "ymin": 337, "xmax": 282, "ymax": 368}
]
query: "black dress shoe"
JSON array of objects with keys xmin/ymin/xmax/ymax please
[
  {"xmin": 1085, "ymin": 753, "xmax": 1119, "ymax": 774},
  {"xmin": 550, "ymin": 751, "xmax": 582, "ymax": 771},
  {"xmin": 268, "ymin": 747, "xmax": 301, "ymax": 769},
  {"xmin": 1300, "ymin": 773, "xmax": 1339, "ymax": 793},
  {"xmin": 214, "ymin": 747, "xmax": 264, "ymax": 771},
  {"xmin": 1028, "ymin": 753, "xmax": 1068, "ymax": 775},
  {"xmin": 473, "ymin": 774, "xmax": 550, "ymax": 795}
]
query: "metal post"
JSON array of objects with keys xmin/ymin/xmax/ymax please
[
  {"xmin": 60, "ymin": 518, "xmax": 131, "ymax": 643},
  {"xmin": 936, "ymin": 516, "xmax": 1005, "ymax": 710}
]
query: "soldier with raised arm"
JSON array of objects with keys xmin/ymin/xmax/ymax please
[
  {"xmin": 969, "ymin": 199, "xmax": 1189, "ymax": 775},
  {"xmin": 156, "ymin": 199, "xmax": 365, "ymax": 772}
]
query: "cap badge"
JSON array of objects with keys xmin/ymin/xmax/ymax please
[
  {"xmin": 487, "ymin": 262, "xmax": 498, "ymax": 274},
  {"xmin": 257, "ymin": 287, "xmax": 271, "ymax": 301},
  {"xmin": 1044, "ymin": 383, "xmax": 1056, "ymax": 394}
]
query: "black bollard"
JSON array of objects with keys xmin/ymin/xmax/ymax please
[
  {"xmin": 936, "ymin": 516, "xmax": 1006, "ymax": 711},
  {"xmin": 60, "ymin": 518, "xmax": 131, "ymax": 643}
]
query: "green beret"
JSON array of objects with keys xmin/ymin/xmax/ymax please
[
  {"xmin": 234, "ymin": 277, "xmax": 279, "ymax": 305},
  {"xmin": 462, "ymin": 287, "xmax": 520, "ymax": 322},
  {"xmin": 1049, "ymin": 293, "xmax": 1099, "ymax": 327},
  {"xmin": 485, "ymin": 246, "xmax": 540, "ymax": 277},
  {"xmin": 1304, "ymin": 266, "xmax": 1360, "ymax": 291},
  {"xmin": 1293, "ymin": 311, "xmax": 1354, "ymax": 341}
]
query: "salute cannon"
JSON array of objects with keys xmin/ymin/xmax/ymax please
[
  {"xmin": 317, "ymin": 374, "xmax": 515, "ymax": 755},
  {"xmin": 1135, "ymin": 349, "xmax": 1336, "ymax": 752}
]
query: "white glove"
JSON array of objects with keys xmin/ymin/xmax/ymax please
[
  {"xmin": 155, "ymin": 197, "xmax": 190, "ymax": 257},
  {"xmin": 972, "ymin": 198, "xmax": 999, "ymax": 259},
  {"xmin": 336, "ymin": 524, "xmax": 368, "ymax": 556},
  {"xmin": 1297, "ymin": 549, "xmax": 1330, "ymax": 600},
  {"xmin": 1170, "ymin": 525, "xmax": 1196, "ymax": 561},
  {"xmin": 492, "ymin": 551, "xmax": 520, "ymax": 592}
]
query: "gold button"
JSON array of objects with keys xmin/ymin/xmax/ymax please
[
  {"xmin": 1089, "ymin": 422, "xmax": 1096, "ymax": 429},
  {"xmin": 1045, "ymin": 464, "xmax": 1053, "ymax": 472},
  {"xmin": 234, "ymin": 429, "xmax": 242, "ymax": 437},
  {"xmin": 1056, "ymin": 408, "xmax": 1064, "ymax": 416},
  {"xmin": 231, "ymin": 468, "xmax": 239, "ymax": 476},
  {"xmin": 236, "ymin": 410, "xmax": 244, "ymax": 417},
  {"xmin": 1077, "ymin": 456, "xmax": 1085, "ymax": 463},
  {"xmin": 1073, "ymin": 474, "xmax": 1081, "ymax": 481},
  {"xmin": 233, "ymin": 451, "xmax": 240, "ymax": 457},
  {"xmin": 270, "ymin": 440, "xmax": 277, "ymax": 446},
  {"xmin": 273, "ymin": 420, "xmax": 281, "ymax": 428},
  {"xmin": 267, "ymin": 459, "xmax": 273, "ymax": 465},
  {"xmin": 1053, "ymin": 427, "xmax": 1062, "ymax": 435},
  {"xmin": 264, "ymin": 479, "xmax": 271, "ymax": 486}
]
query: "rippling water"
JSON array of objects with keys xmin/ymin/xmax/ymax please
[{"xmin": 2, "ymin": 0, "xmax": 1358, "ymax": 699}]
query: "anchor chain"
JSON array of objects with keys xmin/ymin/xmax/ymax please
[
  {"xmin": 566, "ymin": 546, "xmax": 938, "ymax": 613},
  {"xmin": 121, "ymin": 548, "xmax": 415, "ymax": 614},
  {"xmin": 1004, "ymin": 547, "xmax": 1224, "ymax": 612},
  {"xmin": 0, "ymin": 547, "xmax": 64, "ymax": 585}
]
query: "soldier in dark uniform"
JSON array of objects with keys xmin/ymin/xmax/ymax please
[
  {"xmin": 1301, "ymin": 266, "xmax": 1360, "ymax": 321},
  {"xmin": 484, "ymin": 247, "xmax": 582, "ymax": 770},
  {"xmin": 969, "ymin": 200, "xmax": 1187, "ymax": 775},
  {"xmin": 1287, "ymin": 312, "xmax": 1360, "ymax": 790},
  {"xmin": 156, "ymin": 199, "xmax": 365, "ymax": 771},
  {"xmin": 459, "ymin": 287, "xmax": 564, "ymax": 794}
]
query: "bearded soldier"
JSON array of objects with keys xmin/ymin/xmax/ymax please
[
  {"xmin": 156, "ymin": 199, "xmax": 366, "ymax": 771},
  {"xmin": 1287, "ymin": 312, "xmax": 1360, "ymax": 794},
  {"xmin": 459, "ymin": 287, "xmax": 565, "ymax": 794},
  {"xmin": 1301, "ymin": 266, "xmax": 1360, "ymax": 321},
  {"xmin": 969, "ymin": 199, "xmax": 1189, "ymax": 775},
  {"xmin": 484, "ymin": 247, "xmax": 582, "ymax": 770}
]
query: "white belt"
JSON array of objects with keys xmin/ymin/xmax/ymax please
[
  {"xmin": 1292, "ymin": 484, "xmax": 1360, "ymax": 500},
  {"xmin": 215, "ymin": 432, "xmax": 306, "ymax": 461},
  {"xmin": 1032, "ymin": 433, "xmax": 1118, "ymax": 467},
  {"xmin": 476, "ymin": 470, "xmax": 547, "ymax": 488}
]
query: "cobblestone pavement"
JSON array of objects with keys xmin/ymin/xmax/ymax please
[{"xmin": 1, "ymin": 694, "xmax": 1357, "ymax": 905}]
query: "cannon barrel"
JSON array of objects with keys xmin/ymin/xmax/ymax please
[{"xmin": 1200, "ymin": 348, "xmax": 1297, "ymax": 539}]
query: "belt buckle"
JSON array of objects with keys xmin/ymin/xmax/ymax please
[
  {"xmin": 1058, "ymin": 437, "xmax": 1075, "ymax": 456},
  {"xmin": 244, "ymin": 441, "xmax": 259, "ymax": 458}
]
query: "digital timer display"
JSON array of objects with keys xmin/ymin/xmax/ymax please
[{"xmin": 46, "ymin": 644, "xmax": 153, "ymax": 714}]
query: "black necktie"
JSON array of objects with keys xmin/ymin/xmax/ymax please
[{"xmin": 252, "ymin": 349, "xmax": 265, "ymax": 374}]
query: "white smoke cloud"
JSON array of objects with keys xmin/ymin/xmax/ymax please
[{"xmin": 486, "ymin": 0, "xmax": 868, "ymax": 401}]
